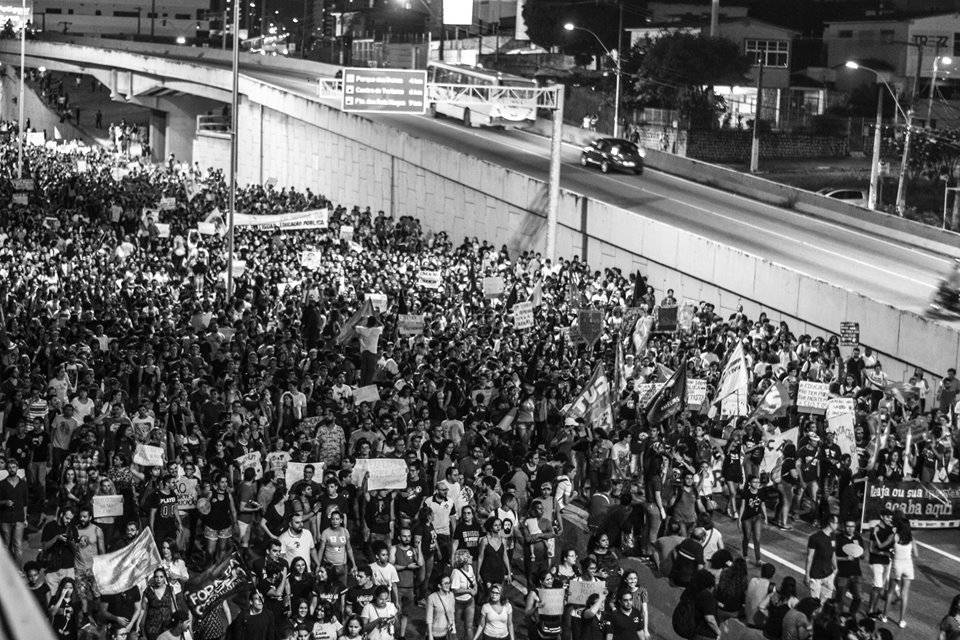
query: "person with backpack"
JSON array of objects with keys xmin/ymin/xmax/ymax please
[
  {"xmin": 758, "ymin": 576, "xmax": 799, "ymax": 639},
  {"xmin": 673, "ymin": 569, "xmax": 720, "ymax": 640}
]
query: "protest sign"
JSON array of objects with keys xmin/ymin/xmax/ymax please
[
  {"xmin": 133, "ymin": 444, "xmax": 165, "ymax": 467},
  {"xmin": 175, "ymin": 476, "xmax": 199, "ymax": 511},
  {"xmin": 233, "ymin": 209, "xmax": 328, "ymax": 230},
  {"xmin": 577, "ymin": 309, "xmax": 603, "ymax": 346},
  {"xmin": 285, "ymin": 462, "xmax": 323, "ymax": 489},
  {"xmin": 340, "ymin": 225, "xmax": 355, "ymax": 242},
  {"xmin": 398, "ymin": 314, "xmax": 425, "ymax": 336},
  {"xmin": 637, "ymin": 383, "xmax": 664, "ymax": 408},
  {"xmin": 483, "ymin": 277, "xmax": 505, "ymax": 298},
  {"xmin": 566, "ymin": 580, "xmax": 606, "ymax": 605},
  {"xmin": 539, "ymin": 589, "xmax": 565, "ymax": 616},
  {"xmin": 76, "ymin": 159, "xmax": 88, "ymax": 173},
  {"xmin": 300, "ymin": 250, "xmax": 323, "ymax": 270},
  {"xmin": 11, "ymin": 178, "xmax": 34, "ymax": 191},
  {"xmin": 158, "ymin": 196, "xmax": 176, "ymax": 211},
  {"xmin": 796, "ymin": 381, "xmax": 830, "ymax": 415},
  {"xmin": 686, "ymin": 378, "xmax": 708, "ymax": 408},
  {"xmin": 266, "ymin": 451, "xmax": 291, "ymax": 473},
  {"xmin": 231, "ymin": 260, "xmax": 246, "ymax": 278},
  {"xmin": 862, "ymin": 480, "xmax": 960, "ymax": 529},
  {"xmin": 197, "ymin": 222, "xmax": 217, "ymax": 235},
  {"xmin": 235, "ymin": 452, "xmax": 263, "ymax": 480},
  {"xmin": 353, "ymin": 385, "xmax": 381, "ymax": 406},
  {"xmin": 657, "ymin": 305, "xmax": 678, "ymax": 333},
  {"xmin": 418, "ymin": 270, "xmax": 442, "ymax": 289},
  {"xmin": 11, "ymin": 193, "xmax": 27, "ymax": 206},
  {"xmin": 365, "ymin": 293, "xmax": 388, "ymax": 312},
  {"xmin": 840, "ymin": 322, "xmax": 860, "ymax": 347},
  {"xmin": 156, "ymin": 223, "xmax": 171, "ymax": 238},
  {"xmin": 471, "ymin": 388, "xmax": 494, "ymax": 406},
  {"xmin": 26, "ymin": 131, "xmax": 45, "ymax": 146},
  {"xmin": 677, "ymin": 304, "xmax": 696, "ymax": 332},
  {"xmin": 826, "ymin": 398, "xmax": 858, "ymax": 472},
  {"xmin": 93, "ymin": 495, "xmax": 124, "ymax": 519},
  {"xmin": 352, "ymin": 458, "xmax": 408, "ymax": 491},
  {"xmin": 513, "ymin": 301, "xmax": 534, "ymax": 330}
]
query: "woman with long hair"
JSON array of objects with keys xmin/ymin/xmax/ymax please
[
  {"xmin": 159, "ymin": 538, "xmax": 190, "ymax": 591},
  {"xmin": 139, "ymin": 568, "xmax": 178, "ymax": 640},
  {"xmin": 716, "ymin": 557, "xmax": 749, "ymax": 620},
  {"xmin": 610, "ymin": 569, "xmax": 648, "ymax": 637},
  {"xmin": 524, "ymin": 570, "xmax": 562, "ymax": 640},
  {"xmin": 721, "ymin": 432, "xmax": 745, "ymax": 519},
  {"xmin": 758, "ymin": 576, "xmax": 799, "ymax": 639},
  {"xmin": 476, "ymin": 517, "xmax": 510, "ymax": 593},
  {"xmin": 49, "ymin": 577, "xmax": 82, "ymax": 640},
  {"xmin": 452, "ymin": 505, "xmax": 482, "ymax": 562},
  {"xmin": 885, "ymin": 509, "xmax": 918, "ymax": 628},
  {"xmin": 290, "ymin": 597, "xmax": 316, "ymax": 630},
  {"xmin": 549, "ymin": 548, "xmax": 580, "ymax": 589},
  {"xmin": 450, "ymin": 550, "xmax": 477, "ymax": 640},
  {"xmin": 288, "ymin": 557, "xmax": 315, "ymax": 603},
  {"xmin": 737, "ymin": 475, "xmax": 767, "ymax": 567},
  {"xmin": 473, "ymin": 583, "xmax": 514, "ymax": 640},
  {"xmin": 938, "ymin": 594, "xmax": 960, "ymax": 640},
  {"xmin": 260, "ymin": 484, "xmax": 288, "ymax": 541}
]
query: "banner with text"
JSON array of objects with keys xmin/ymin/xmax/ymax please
[
  {"xmin": 797, "ymin": 381, "xmax": 829, "ymax": 415},
  {"xmin": 862, "ymin": 479, "xmax": 960, "ymax": 529}
]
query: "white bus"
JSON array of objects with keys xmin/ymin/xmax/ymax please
[{"xmin": 426, "ymin": 61, "xmax": 538, "ymax": 128}]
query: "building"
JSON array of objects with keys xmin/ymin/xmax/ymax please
[{"xmin": 33, "ymin": 0, "xmax": 212, "ymax": 41}]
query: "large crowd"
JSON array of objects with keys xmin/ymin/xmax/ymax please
[{"xmin": 1, "ymin": 113, "xmax": 960, "ymax": 640}]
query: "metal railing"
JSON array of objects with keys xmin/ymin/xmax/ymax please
[{"xmin": 316, "ymin": 78, "xmax": 559, "ymax": 110}]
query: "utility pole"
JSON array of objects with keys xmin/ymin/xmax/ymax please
[
  {"xmin": 438, "ymin": 0, "xmax": 444, "ymax": 61},
  {"xmin": 750, "ymin": 57, "xmax": 763, "ymax": 173},
  {"xmin": 226, "ymin": 0, "xmax": 240, "ymax": 296},
  {"xmin": 613, "ymin": 1, "xmax": 623, "ymax": 137},
  {"xmin": 868, "ymin": 86, "xmax": 883, "ymax": 210},
  {"xmin": 150, "ymin": 0, "xmax": 156, "ymax": 38},
  {"xmin": 710, "ymin": 0, "xmax": 719, "ymax": 37}
]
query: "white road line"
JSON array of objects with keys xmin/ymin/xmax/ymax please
[
  {"xmin": 748, "ymin": 543, "xmax": 806, "ymax": 575},
  {"xmin": 916, "ymin": 540, "xmax": 960, "ymax": 564}
]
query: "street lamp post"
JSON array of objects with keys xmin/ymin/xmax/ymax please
[
  {"xmin": 565, "ymin": 22, "xmax": 622, "ymax": 137},
  {"xmin": 927, "ymin": 55, "xmax": 953, "ymax": 128}
]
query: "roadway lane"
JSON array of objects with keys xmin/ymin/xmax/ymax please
[{"xmin": 248, "ymin": 69, "xmax": 952, "ymax": 315}]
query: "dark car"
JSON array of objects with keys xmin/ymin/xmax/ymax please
[{"xmin": 580, "ymin": 138, "xmax": 644, "ymax": 175}]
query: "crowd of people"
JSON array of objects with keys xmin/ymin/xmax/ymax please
[{"xmin": 1, "ymin": 111, "xmax": 960, "ymax": 640}]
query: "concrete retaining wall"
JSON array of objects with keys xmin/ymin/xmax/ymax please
[
  {"xmin": 191, "ymin": 89, "xmax": 960, "ymax": 384},
  {"xmin": 0, "ymin": 72, "xmax": 93, "ymax": 146}
]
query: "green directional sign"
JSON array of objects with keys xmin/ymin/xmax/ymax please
[{"xmin": 341, "ymin": 68, "xmax": 427, "ymax": 115}]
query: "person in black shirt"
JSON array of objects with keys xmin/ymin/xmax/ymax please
[
  {"xmin": 253, "ymin": 539, "xmax": 288, "ymax": 622},
  {"xmin": 99, "ymin": 585, "xmax": 142, "ymax": 637},
  {"xmin": 681, "ymin": 569, "xmax": 721, "ymax": 640},
  {"xmin": 670, "ymin": 528, "xmax": 705, "ymax": 588},
  {"xmin": 805, "ymin": 514, "xmax": 838, "ymax": 603},
  {"xmin": 344, "ymin": 565, "xmax": 377, "ymax": 618},
  {"xmin": 149, "ymin": 475, "xmax": 181, "ymax": 545},
  {"xmin": 868, "ymin": 509, "xmax": 895, "ymax": 620},
  {"xmin": 41, "ymin": 506, "xmax": 77, "ymax": 594},
  {"xmin": 737, "ymin": 475, "xmax": 767, "ymax": 567},
  {"xmin": 604, "ymin": 590, "xmax": 643, "ymax": 640},
  {"xmin": 5, "ymin": 422, "xmax": 33, "ymax": 467},
  {"xmin": 834, "ymin": 519, "xmax": 863, "ymax": 616}
]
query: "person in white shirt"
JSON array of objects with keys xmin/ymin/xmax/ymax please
[
  {"xmin": 370, "ymin": 542, "xmax": 401, "ymax": 604},
  {"xmin": 355, "ymin": 317, "xmax": 383, "ymax": 386},
  {"xmin": 362, "ymin": 585, "xmax": 399, "ymax": 640},
  {"xmin": 278, "ymin": 513, "xmax": 319, "ymax": 569},
  {"xmin": 70, "ymin": 387, "xmax": 95, "ymax": 425}
]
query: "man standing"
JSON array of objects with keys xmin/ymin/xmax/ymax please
[
  {"xmin": 805, "ymin": 514, "xmax": 838, "ymax": 603},
  {"xmin": 0, "ymin": 458, "xmax": 29, "ymax": 567},
  {"xmin": 938, "ymin": 368, "xmax": 960, "ymax": 426},
  {"xmin": 428, "ymin": 481, "xmax": 457, "ymax": 566},
  {"xmin": 605, "ymin": 589, "xmax": 648, "ymax": 640},
  {"xmin": 834, "ymin": 519, "xmax": 863, "ymax": 616},
  {"xmin": 252, "ymin": 539, "xmax": 288, "ymax": 622},
  {"xmin": 72, "ymin": 505, "xmax": 105, "ymax": 617},
  {"xmin": 149, "ymin": 475, "xmax": 182, "ymax": 545},
  {"xmin": 355, "ymin": 316, "xmax": 383, "ymax": 386},
  {"xmin": 41, "ymin": 505, "xmax": 77, "ymax": 593},
  {"xmin": 278, "ymin": 513, "xmax": 319, "ymax": 569},
  {"xmin": 867, "ymin": 508, "xmax": 895, "ymax": 620}
]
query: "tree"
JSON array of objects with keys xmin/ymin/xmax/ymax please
[
  {"xmin": 891, "ymin": 127, "xmax": 960, "ymax": 227},
  {"xmin": 522, "ymin": 0, "xmax": 621, "ymax": 55},
  {"xmin": 624, "ymin": 32, "xmax": 751, "ymax": 130}
]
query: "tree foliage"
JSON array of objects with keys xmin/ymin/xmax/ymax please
[
  {"xmin": 624, "ymin": 32, "xmax": 751, "ymax": 129},
  {"xmin": 522, "ymin": 0, "xmax": 622, "ymax": 55}
]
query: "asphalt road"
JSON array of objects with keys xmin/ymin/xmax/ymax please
[{"xmin": 242, "ymin": 69, "xmax": 953, "ymax": 318}]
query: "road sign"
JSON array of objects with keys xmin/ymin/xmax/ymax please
[{"xmin": 341, "ymin": 68, "xmax": 427, "ymax": 115}]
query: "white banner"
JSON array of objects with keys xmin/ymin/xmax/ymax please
[
  {"xmin": 418, "ymin": 270, "xmax": 442, "ymax": 289},
  {"xmin": 826, "ymin": 398, "xmax": 858, "ymax": 472},
  {"xmin": 93, "ymin": 494, "xmax": 124, "ymax": 518},
  {"xmin": 686, "ymin": 378, "xmax": 707, "ymax": 407},
  {"xmin": 482, "ymin": 276, "xmax": 505, "ymax": 298},
  {"xmin": 158, "ymin": 196, "xmax": 176, "ymax": 211},
  {"xmin": 513, "ymin": 301, "xmax": 534, "ymax": 329},
  {"xmin": 233, "ymin": 209, "xmax": 328, "ymax": 230},
  {"xmin": 133, "ymin": 444, "xmax": 165, "ymax": 467},
  {"xmin": 353, "ymin": 384, "xmax": 381, "ymax": 406},
  {"xmin": 797, "ymin": 381, "xmax": 830, "ymax": 414},
  {"xmin": 365, "ymin": 293, "xmax": 388, "ymax": 312},
  {"xmin": 398, "ymin": 314, "xmax": 425, "ymax": 335},
  {"xmin": 351, "ymin": 458, "xmax": 408, "ymax": 490}
]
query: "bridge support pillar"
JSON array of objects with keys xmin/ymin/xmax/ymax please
[{"xmin": 130, "ymin": 94, "xmax": 223, "ymax": 165}]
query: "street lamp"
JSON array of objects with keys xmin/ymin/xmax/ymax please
[
  {"xmin": 846, "ymin": 61, "xmax": 911, "ymax": 216},
  {"xmin": 928, "ymin": 55, "xmax": 953, "ymax": 127},
  {"xmin": 565, "ymin": 22, "xmax": 622, "ymax": 137}
]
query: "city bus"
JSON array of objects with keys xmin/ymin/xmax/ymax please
[{"xmin": 426, "ymin": 61, "xmax": 538, "ymax": 128}]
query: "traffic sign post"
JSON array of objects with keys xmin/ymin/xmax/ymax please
[{"xmin": 341, "ymin": 68, "xmax": 427, "ymax": 115}]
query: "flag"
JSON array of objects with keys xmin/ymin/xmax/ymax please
[
  {"xmin": 529, "ymin": 282, "xmax": 543, "ymax": 309},
  {"xmin": 184, "ymin": 553, "xmax": 253, "ymax": 623},
  {"xmin": 655, "ymin": 363, "xmax": 674, "ymax": 383},
  {"xmin": 884, "ymin": 380, "xmax": 918, "ymax": 406},
  {"xmin": 336, "ymin": 298, "xmax": 375, "ymax": 346},
  {"xmin": 614, "ymin": 338, "xmax": 627, "ymax": 396},
  {"xmin": 184, "ymin": 176, "xmax": 201, "ymax": 202},
  {"xmin": 92, "ymin": 528, "xmax": 162, "ymax": 595},
  {"xmin": 751, "ymin": 381, "xmax": 792, "ymax": 420},
  {"xmin": 632, "ymin": 316, "xmax": 654, "ymax": 354},
  {"xmin": 504, "ymin": 285, "xmax": 518, "ymax": 310},
  {"xmin": 565, "ymin": 363, "xmax": 614, "ymax": 431},
  {"xmin": 568, "ymin": 275, "xmax": 585, "ymax": 307},
  {"xmin": 716, "ymin": 341, "xmax": 750, "ymax": 416},
  {"xmin": 645, "ymin": 364, "xmax": 687, "ymax": 425},
  {"xmin": 632, "ymin": 271, "xmax": 646, "ymax": 305}
]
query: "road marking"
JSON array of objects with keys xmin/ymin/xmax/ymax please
[
  {"xmin": 748, "ymin": 543, "xmax": 806, "ymax": 575},
  {"xmin": 916, "ymin": 540, "xmax": 960, "ymax": 563}
]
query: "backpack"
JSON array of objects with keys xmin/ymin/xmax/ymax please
[{"xmin": 672, "ymin": 597, "xmax": 698, "ymax": 639}]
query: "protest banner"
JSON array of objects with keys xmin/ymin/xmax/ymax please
[
  {"xmin": 266, "ymin": 450, "xmax": 291, "ymax": 473},
  {"xmin": 184, "ymin": 554, "xmax": 251, "ymax": 621},
  {"xmin": 826, "ymin": 398, "xmax": 858, "ymax": 472},
  {"xmin": 340, "ymin": 225, "xmax": 355, "ymax": 242},
  {"xmin": 840, "ymin": 322, "xmax": 860, "ymax": 347},
  {"xmin": 365, "ymin": 293, "xmax": 388, "ymax": 312},
  {"xmin": 235, "ymin": 452, "xmax": 263, "ymax": 480},
  {"xmin": 348, "ymin": 241, "xmax": 363, "ymax": 253},
  {"xmin": 233, "ymin": 209, "xmax": 328, "ymax": 230},
  {"xmin": 158, "ymin": 196, "xmax": 176, "ymax": 211},
  {"xmin": 482, "ymin": 276, "xmax": 505, "ymax": 298},
  {"xmin": 156, "ymin": 223, "xmax": 171, "ymax": 238},
  {"xmin": 133, "ymin": 444, "xmax": 165, "ymax": 467},
  {"xmin": 93, "ymin": 529, "xmax": 162, "ymax": 595},
  {"xmin": 174, "ymin": 476, "xmax": 199, "ymax": 511},
  {"xmin": 26, "ymin": 131, "xmax": 45, "ymax": 147},
  {"xmin": 577, "ymin": 309, "xmax": 603, "ymax": 346},
  {"xmin": 418, "ymin": 270, "xmax": 442, "ymax": 289},
  {"xmin": 353, "ymin": 385, "xmax": 381, "ymax": 406},
  {"xmin": 861, "ymin": 480, "xmax": 960, "ymax": 529},
  {"xmin": 285, "ymin": 461, "xmax": 323, "ymax": 489},
  {"xmin": 565, "ymin": 364, "xmax": 613, "ymax": 432},
  {"xmin": 566, "ymin": 580, "xmax": 606, "ymax": 606},
  {"xmin": 686, "ymin": 378, "xmax": 708, "ymax": 408},
  {"xmin": 513, "ymin": 301, "xmax": 534, "ymax": 330},
  {"xmin": 11, "ymin": 193, "xmax": 27, "ymax": 206},
  {"xmin": 93, "ymin": 495, "xmax": 124, "ymax": 519},
  {"xmin": 539, "ymin": 588, "xmax": 566, "ymax": 616},
  {"xmin": 11, "ymin": 178, "xmax": 34, "ymax": 191},
  {"xmin": 398, "ymin": 314, "xmax": 425, "ymax": 336},
  {"xmin": 796, "ymin": 381, "xmax": 830, "ymax": 415},
  {"xmin": 197, "ymin": 222, "xmax": 217, "ymax": 235},
  {"xmin": 352, "ymin": 458, "xmax": 408, "ymax": 491}
]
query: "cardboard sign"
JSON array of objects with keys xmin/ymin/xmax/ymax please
[
  {"xmin": 353, "ymin": 385, "xmax": 381, "ymax": 406},
  {"xmin": 513, "ymin": 301, "xmax": 534, "ymax": 330},
  {"xmin": 826, "ymin": 398, "xmax": 858, "ymax": 473},
  {"xmin": 566, "ymin": 580, "xmax": 606, "ymax": 605},
  {"xmin": 11, "ymin": 193, "xmax": 27, "ymax": 206},
  {"xmin": 471, "ymin": 388, "xmax": 494, "ymax": 406},
  {"xmin": 11, "ymin": 178, "xmax": 34, "ymax": 191},
  {"xmin": 339, "ymin": 225, "xmax": 355, "ymax": 242},
  {"xmin": 482, "ymin": 276, "xmax": 505, "ymax": 298},
  {"xmin": 155, "ymin": 223, "xmax": 171, "ymax": 238},
  {"xmin": 133, "ymin": 444, "xmax": 165, "ymax": 467},
  {"xmin": 26, "ymin": 131, "xmax": 45, "ymax": 146},
  {"xmin": 174, "ymin": 476, "xmax": 199, "ymax": 511},
  {"xmin": 637, "ymin": 383, "xmax": 664, "ymax": 408},
  {"xmin": 265, "ymin": 451, "xmax": 291, "ymax": 473},
  {"xmin": 840, "ymin": 322, "xmax": 860, "ymax": 347},
  {"xmin": 351, "ymin": 458, "xmax": 408, "ymax": 490},
  {"xmin": 797, "ymin": 381, "xmax": 830, "ymax": 415},
  {"xmin": 539, "ymin": 588, "xmax": 565, "ymax": 616},
  {"xmin": 577, "ymin": 309, "xmax": 604, "ymax": 346},
  {"xmin": 686, "ymin": 378, "xmax": 708, "ymax": 408},
  {"xmin": 365, "ymin": 292, "xmax": 388, "ymax": 312},
  {"xmin": 235, "ymin": 452, "xmax": 263, "ymax": 480},
  {"xmin": 231, "ymin": 260, "xmax": 246, "ymax": 277},
  {"xmin": 285, "ymin": 461, "xmax": 323, "ymax": 489},
  {"xmin": 398, "ymin": 314, "xmax": 425, "ymax": 336},
  {"xmin": 76, "ymin": 160, "xmax": 88, "ymax": 173},
  {"xmin": 93, "ymin": 495, "xmax": 124, "ymax": 518},
  {"xmin": 418, "ymin": 270, "xmax": 441, "ymax": 289},
  {"xmin": 159, "ymin": 196, "xmax": 176, "ymax": 211}
]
